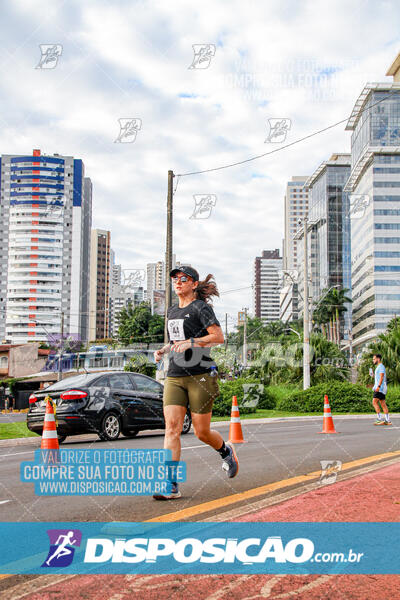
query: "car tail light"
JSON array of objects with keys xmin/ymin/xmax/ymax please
[
  {"xmin": 60, "ymin": 390, "xmax": 88, "ymax": 401},
  {"xmin": 29, "ymin": 394, "xmax": 38, "ymax": 404}
]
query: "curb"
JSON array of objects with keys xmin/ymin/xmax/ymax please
[{"xmin": 0, "ymin": 436, "xmax": 41, "ymax": 447}]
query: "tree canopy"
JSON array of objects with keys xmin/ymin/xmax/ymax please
[{"xmin": 117, "ymin": 302, "xmax": 164, "ymax": 345}]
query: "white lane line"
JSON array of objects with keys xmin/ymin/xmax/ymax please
[
  {"xmin": 0, "ymin": 446, "xmax": 208, "ymax": 458},
  {"xmin": 0, "ymin": 450, "xmax": 36, "ymax": 458},
  {"xmin": 0, "ymin": 500, "xmax": 10, "ymax": 504}
]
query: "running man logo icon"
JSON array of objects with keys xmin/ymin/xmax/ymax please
[
  {"xmin": 265, "ymin": 118, "xmax": 291, "ymax": 143},
  {"xmin": 190, "ymin": 194, "xmax": 217, "ymax": 219},
  {"xmin": 114, "ymin": 118, "xmax": 142, "ymax": 143},
  {"xmin": 319, "ymin": 460, "xmax": 342, "ymax": 486},
  {"xmin": 36, "ymin": 44, "xmax": 63, "ymax": 69},
  {"xmin": 188, "ymin": 44, "xmax": 216, "ymax": 69},
  {"xmin": 41, "ymin": 529, "xmax": 82, "ymax": 568}
]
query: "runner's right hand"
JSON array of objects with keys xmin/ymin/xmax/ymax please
[{"xmin": 154, "ymin": 349, "xmax": 163, "ymax": 362}]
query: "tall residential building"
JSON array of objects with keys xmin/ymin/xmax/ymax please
[
  {"xmin": 299, "ymin": 154, "xmax": 352, "ymax": 336},
  {"xmin": 89, "ymin": 229, "xmax": 111, "ymax": 341},
  {"xmin": 109, "ymin": 284, "xmax": 145, "ymax": 338},
  {"xmin": 280, "ymin": 177, "xmax": 309, "ymax": 322},
  {"xmin": 0, "ymin": 150, "xmax": 92, "ymax": 343},
  {"xmin": 146, "ymin": 261, "xmax": 165, "ymax": 300},
  {"xmin": 344, "ymin": 55, "xmax": 400, "ymax": 349},
  {"xmin": 108, "ymin": 263, "xmax": 121, "ymax": 337},
  {"xmin": 254, "ymin": 249, "xmax": 282, "ymax": 323},
  {"xmin": 283, "ymin": 176, "xmax": 310, "ymax": 271},
  {"xmin": 112, "ymin": 263, "xmax": 122, "ymax": 288},
  {"xmin": 279, "ymin": 282, "xmax": 299, "ymax": 323},
  {"xmin": 146, "ymin": 256, "xmax": 187, "ymax": 314}
]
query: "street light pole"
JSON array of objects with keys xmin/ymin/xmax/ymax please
[
  {"xmin": 164, "ymin": 170, "xmax": 174, "ymax": 344},
  {"xmin": 57, "ymin": 311, "xmax": 64, "ymax": 382},
  {"xmin": 303, "ymin": 218, "xmax": 310, "ymax": 390},
  {"xmin": 243, "ymin": 308, "xmax": 248, "ymax": 368}
]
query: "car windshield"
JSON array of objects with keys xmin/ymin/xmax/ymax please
[{"xmin": 44, "ymin": 374, "xmax": 98, "ymax": 391}]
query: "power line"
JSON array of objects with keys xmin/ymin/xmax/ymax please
[{"xmin": 176, "ymin": 90, "xmax": 397, "ymax": 177}]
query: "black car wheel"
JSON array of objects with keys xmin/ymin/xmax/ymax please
[
  {"xmin": 99, "ymin": 412, "xmax": 121, "ymax": 441},
  {"xmin": 182, "ymin": 411, "xmax": 192, "ymax": 435},
  {"xmin": 57, "ymin": 435, "xmax": 67, "ymax": 444},
  {"xmin": 122, "ymin": 429, "xmax": 139, "ymax": 438}
]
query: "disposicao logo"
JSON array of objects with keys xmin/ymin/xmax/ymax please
[
  {"xmin": 41, "ymin": 529, "xmax": 82, "ymax": 568},
  {"xmin": 83, "ymin": 536, "xmax": 314, "ymax": 564}
]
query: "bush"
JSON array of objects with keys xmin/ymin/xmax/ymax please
[
  {"xmin": 276, "ymin": 382, "xmax": 373, "ymax": 413},
  {"xmin": 213, "ymin": 377, "xmax": 263, "ymax": 416},
  {"xmin": 385, "ymin": 386, "xmax": 400, "ymax": 412},
  {"xmin": 267, "ymin": 384, "xmax": 300, "ymax": 406},
  {"xmin": 124, "ymin": 354, "xmax": 156, "ymax": 378}
]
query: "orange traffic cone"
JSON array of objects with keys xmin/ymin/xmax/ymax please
[
  {"xmin": 228, "ymin": 396, "xmax": 246, "ymax": 443},
  {"xmin": 41, "ymin": 396, "xmax": 60, "ymax": 456},
  {"xmin": 318, "ymin": 395, "xmax": 338, "ymax": 434}
]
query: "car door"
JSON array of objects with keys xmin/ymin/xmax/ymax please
[
  {"xmin": 107, "ymin": 373, "xmax": 147, "ymax": 429},
  {"xmin": 129, "ymin": 374, "xmax": 164, "ymax": 425}
]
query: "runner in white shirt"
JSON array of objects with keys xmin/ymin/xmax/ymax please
[{"xmin": 371, "ymin": 354, "xmax": 391, "ymax": 425}]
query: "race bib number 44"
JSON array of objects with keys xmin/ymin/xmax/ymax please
[{"xmin": 168, "ymin": 319, "xmax": 185, "ymax": 341}]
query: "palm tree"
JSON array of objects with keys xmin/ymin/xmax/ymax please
[
  {"xmin": 312, "ymin": 302, "xmax": 330, "ymax": 339},
  {"xmin": 314, "ymin": 287, "xmax": 352, "ymax": 345}
]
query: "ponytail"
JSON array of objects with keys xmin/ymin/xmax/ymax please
[{"xmin": 195, "ymin": 273, "xmax": 219, "ymax": 304}]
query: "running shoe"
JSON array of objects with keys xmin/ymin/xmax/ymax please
[
  {"xmin": 153, "ymin": 483, "xmax": 181, "ymax": 501},
  {"xmin": 374, "ymin": 419, "xmax": 386, "ymax": 425},
  {"xmin": 221, "ymin": 442, "xmax": 239, "ymax": 478},
  {"xmin": 384, "ymin": 420, "xmax": 392, "ymax": 426}
]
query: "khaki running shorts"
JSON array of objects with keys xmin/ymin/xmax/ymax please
[{"xmin": 163, "ymin": 373, "xmax": 220, "ymax": 414}]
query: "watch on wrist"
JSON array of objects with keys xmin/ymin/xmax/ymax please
[{"xmin": 190, "ymin": 337, "xmax": 195, "ymax": 348}]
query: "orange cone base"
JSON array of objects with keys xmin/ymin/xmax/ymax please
[
  {"xmin": 228, "ymin": 438, "xmax": 247, "ymax": 444},
  {"xmin": 318, "ymin": 430, "xmax": 338, "ymax": 434}
]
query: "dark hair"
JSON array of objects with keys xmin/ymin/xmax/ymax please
[
  {"xmin": 373, "ymin": 353, "xmax": 382, "ymax": 360},
  {"xmin": 194, "ymin": 273, "xmax": 219, "ymax": 304}
]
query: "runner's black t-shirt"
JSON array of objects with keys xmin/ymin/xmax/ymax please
[{"xmin": 166, "ymin": 299, "xmax": 220, "ymax": 376}]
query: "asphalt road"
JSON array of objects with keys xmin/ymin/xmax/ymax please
[{"xmin": 0, "ymin": 417, "xmax": 399, "ymax": 522}]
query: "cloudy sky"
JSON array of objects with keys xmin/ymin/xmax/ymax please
[{"xmin": 1, "ymin": 0, "xmax": 400, "ymax": 331}]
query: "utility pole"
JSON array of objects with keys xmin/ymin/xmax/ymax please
[
  {"xmin": 303, "ymin": 218, "xmax": 310, "ymax": 390},
  {"xmin": 57, "ymin": 311, "xmax": 64, "ymax": 382},
  {"xmin": 225, "ymin": 313, "xmax": 228, "ymax": 351},
  {"xmin": 164, "ymin": 170, "xmax": 174, "ymax": 344},
  {"xmin": 243, "ymin": 308, "xmax": 248, "ymax": 369}
]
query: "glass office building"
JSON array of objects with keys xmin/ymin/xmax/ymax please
[
  {"xmin": 345, "ymin": 82, "xmax": 400, "ymax": 349},
  {"xmin": 298, "ymin": 154, "xmax": 351, "ymax": 336}
]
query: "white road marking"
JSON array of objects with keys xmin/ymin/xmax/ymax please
[
  {"xmin": 0, "ymin": 450, "xmax": 36, "ymax": 458},
  {"xmin": 0, "ymin": 500, "xmax": 10, "ymax": 505},
  {"xmin": 181, "ymin": 444, "xmax": 206, "ymax": 450}
]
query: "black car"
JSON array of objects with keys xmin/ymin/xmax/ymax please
[{"xmin": 27, "ymin": 371, "xmax": 192, "ymax": 443}]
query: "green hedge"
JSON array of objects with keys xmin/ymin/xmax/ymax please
[
  {"xmin": 213, "ymin": 377, "xmax": 276, "ymax": 416},
  {"xmin": 214, "ymin": 380, "xmax": 400, "ymax": 415},
  {"xmin": 384, "ymin": 386, "xmax": 400, "ymax": 412},
  {"xmin": 276, "ymin": 382, "xmax": 373, "ymax": 413}
]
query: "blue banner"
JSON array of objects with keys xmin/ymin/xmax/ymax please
[
  {"xmin": 20, "ymin": 449, "xmax": 186, "ymax": 496},
  {"xmin": 0, "ymin": 522, "xmax": 398, "ymax": 575}
]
